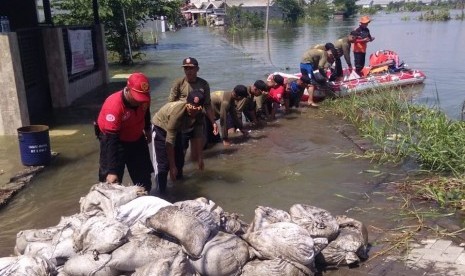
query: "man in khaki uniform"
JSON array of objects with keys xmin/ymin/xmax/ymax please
[
  {"xmin": 152, "ymin": 90, "xmax": 205, "ymax": 193},
  {"xmin": 208, "ymin": 85, "xmax": 249, "ymax": 146}
]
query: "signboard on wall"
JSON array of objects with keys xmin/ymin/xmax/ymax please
[{"xmin": 68, "ymin": 29, "xmax": 94, "ymax": 74}]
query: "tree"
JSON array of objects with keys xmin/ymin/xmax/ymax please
[
  {"xmin": 275, "ymin": 0, "xmax": 305, "ymax": 23},
  {"xmin": 306, "ymin": 0, "xmax": 332, "ymax": 21},
  {"xmin": 333, "ymin": 0, "xmax": 359, "ymax": 18},
  {"xmin": 52, "ymin": 0, "xmax": 181, "ymax": 64}
]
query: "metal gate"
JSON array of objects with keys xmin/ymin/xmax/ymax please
[{"xmin": 16, "ymin": 28, "xmax": 52, "ymax": 124}]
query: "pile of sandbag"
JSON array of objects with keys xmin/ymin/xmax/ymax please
[{"xmin": 0, "ymin": 183, "xmax": 369, "ymax": 275}]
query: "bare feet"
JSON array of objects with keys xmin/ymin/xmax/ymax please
[{"xmin": 308, "ymin": 101, "xmax": 319, "ymax": 108}]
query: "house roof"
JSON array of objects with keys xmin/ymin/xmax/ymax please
[{"xmin": 224, "ymin": 0, "xmax": 275, "ymax": 7}]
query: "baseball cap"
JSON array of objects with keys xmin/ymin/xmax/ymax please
[
  {"xmin": 254, "ymin": 80, "xmax": 268, "ymax": 92},
  {"xmin": 233, "ymin": 85, "xmax": 248, "ymax": 98},
  {"xmin": 182, "ymin": 57, "xmax": 199, "ymax": 67},
  {"xmin": 127, "ymin": 72, "xmax": 151, "ymax": 103},
  {"xmin": 300, "ymin": 75, "xmax": 312, "ymax": 85},
  {"xmin": 186, "ymin": 89, "xmax": 205, "ymax": 107}
]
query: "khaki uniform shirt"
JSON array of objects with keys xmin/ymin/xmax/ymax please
[
  {"xmin": 152, "ymin": 102, "xmax": 204, "ymax": 145},
  {"xmin": 301, "ymin": 48, "xmax": 330, "ymax": 70},
  {"xmin": 211, "ymin": 90, "xmax": 242, "ymax": 139},
  {"xmin": 334, "ymin": 37, "xmax": 352, "ymax": 67},
  {"xmin": 168, "ymin": 77, "xmax": 211, "ymax": 108}
]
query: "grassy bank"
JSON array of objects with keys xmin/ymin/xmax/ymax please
[{"xmin": 322, "ymin": 88, "xmax": 465, "ymax": 209}]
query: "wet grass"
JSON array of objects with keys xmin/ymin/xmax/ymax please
[{"xmin": 323, "ymin": 87, "xmax": 465, "ymax": 210}]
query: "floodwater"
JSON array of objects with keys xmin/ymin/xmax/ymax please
[{"xmin": 1, "ymin": 12, "xmax": 464, "ymax": 257}]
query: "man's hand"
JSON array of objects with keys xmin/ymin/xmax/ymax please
[
  {"xmin": 212, "ymin": 123, "xmax": 219, "ymax": 135},
  {"xmin": 106, "ymin": 174, "xmax": 119, "ymax": 184},
  {"xmin": 144, "ymin": 130, "xmax": 152, "ymax": 144},
  {"xmin": 223, "ymin": 139, "xmax": 231, "ymax": 146}
]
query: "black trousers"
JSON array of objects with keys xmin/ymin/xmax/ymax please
[
  {"xmin": 354, "ymin": 52, "xmax": 366, "ymax": 74},
  {"xmin": 99, "ymin": 135, "xmax": 153, "ymax": 192}
]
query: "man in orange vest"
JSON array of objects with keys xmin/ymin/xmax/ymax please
[{"xmin": 353, "ymin": 16, "xmax": 375, "ymax": 76}]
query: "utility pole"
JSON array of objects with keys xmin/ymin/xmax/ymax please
[
  {"xmin": 265, "ymin": 0, "xmax": 270, "ymax": 33},
  {"xmin": 122, "ymin": 8, "xmax": 133, "ymax": 64}
]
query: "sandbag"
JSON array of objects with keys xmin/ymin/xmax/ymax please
[
  {"xmin": 241, "ymin": 258, "xmax": 313, "ymax": 276},
  {"xmin": 109, "ymin": 233, "xmax": 181, "ymax": 272},
  {"xmin": 146, "ymin": 205, "xmax": 218, "ymax": 258},
  {"xmin": 174, "ymin": 198, "xmax": 223, "ymax": 226},
  {"xmin": 289, "ymin": 204, "xmax": 339, "ymax": 241},
  {"xmin": 115, "ymin": 196, "xmax": 172, "ymax": 227},
  {"xmin": 0, "ymin": 255, "xmax": 57, "ymax": 276},
  {"xmin": 189, "ymin": 231, "xmax": 251, "ymax": 276},
  {"xmin": 73, "ymin": 216, "xmax": 129, "ymax": 254},
  {"xmin": 79, "ymin": 183, "xmax": 145, "ymax": 217},
  {"xmin": 132, "ymin": 251, "xmax": 196, "ymax": 276},
  {"xmin": 0, "ymin": 257, "xmax": 18, "ymax": 270},
  {"xmin": 63, "ymin": 253, "xmax": 118, "ymax": 276},
  {"xmin": 246, "ymin": 206, "xmax": 292, "ymax": 234},
  {"xmin": 128, "ymin": 220, "xmax": 154, "ymax": 237},
  {"xmin": 316, "ymin": 216, "xmax": 368, "ymax": 267},
  {"xmin": 244, "ymin": 222, "xmax": 315, "ymax": 266},
  {"xmin": 221, "ymin": 212, "xmax": 249, "ymax": 235},
  {"xmin": 16, "ymin": 227, "xmax": 61, "ymax": 255}
]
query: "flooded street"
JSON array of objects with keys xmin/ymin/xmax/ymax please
[{"xmin": 1, "ymin": 12, "xmax": 464, "ymax": 257}]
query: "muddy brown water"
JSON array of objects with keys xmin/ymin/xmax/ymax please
[{"xmin": 1, "ymin": 12, "xmax": 464, "ymax": 257}]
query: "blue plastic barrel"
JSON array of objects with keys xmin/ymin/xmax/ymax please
[{"xmin": 17, "ymin": 125, "xmax": 51, "ymax": 166}]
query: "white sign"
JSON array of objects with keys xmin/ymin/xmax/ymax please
[{"xmin": 68, "ymin": 29, "xmax": 94, "ymax": 74}]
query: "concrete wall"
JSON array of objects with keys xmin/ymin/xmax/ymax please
[
  {"xmin": 0, "ymin": 33, "xmax": 30, "ymax": 135},
  {"xmin": 43, "ymin": 24, "xmax": 109, "ymax": 107}
]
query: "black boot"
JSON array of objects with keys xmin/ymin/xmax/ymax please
[{"xmin": 156, "ymin": 172, "xmax": 168, "ymax": 194}]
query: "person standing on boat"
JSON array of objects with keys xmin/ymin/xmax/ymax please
[
  {"xmin": 96, "ymin": 72, "xmax": 154, "ymax": 192},
  {"xmin": 168, "ymin": 57, "xmax": 218, "ymax": 179},
  {"xmin": 299, "ymin": 47, "xmax": 335, "ymax": 107},
  {"xmin": 353, "ymin": 16, "xmax": 375, "ymax": 76},
  {"xmin": 207, "ymin": 85, "xmax": 250, "ymax": 146},
  {"xmin": 333, "ymin": 31, "xmax": 358, "ymax": 78},
  {"xmin": 152, "ymin": 90, "xmax": 206, "ymax": 193}
]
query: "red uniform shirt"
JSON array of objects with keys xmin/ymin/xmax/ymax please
[
  {"xmin": 97, "ymin": 91, "xmax": 149, "ymax": 142},
  {"xmin": 268, "ymin": 85, "xmax": 285, "ymax": 103}
]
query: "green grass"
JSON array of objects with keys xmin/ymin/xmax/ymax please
[{"xmin": 320, "ymin": 87, "xmax": 465, "ymax": 209}]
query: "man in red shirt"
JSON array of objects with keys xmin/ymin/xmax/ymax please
[{"xmin": 96, "ymin": 72, "xmax": 154, "ymax": 192}]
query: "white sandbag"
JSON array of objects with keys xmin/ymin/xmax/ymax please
[
  {"xmin": 115, "ymin": 196, "xmax": 172, "ymax": 227},
  {"xmin": 63, "ymin": 253, "xmax": 118, "ymax": 276},
  {"xmin": 0, "ymin": 257, "xmax": 18, "ymax": 270},
  {"xmin": 247, "ymin": 206, "xmax": 292, "ymax": 234},
  {"xmin": 128, "ymin": 220, "xmax": 154, "ymax": 237},
  {"xmin": 174, "ymin": 198, "xmax": 223, "ymax": 226},
  {"xmin": 290, "ymin": 204, "xmax": 339, "ymax": 241},
  {"xmin": 189, "ymin": 231, "xmax": 251, "ymax": 276},
  {"xmin": 109, "ymin": 233, "xmax": 181, "ymax": 272},
  {"xmin": 73, "ymin": 216, "xmax": 129, "ymax": 254},
  {"xmin": 132, "ymin": 251, "xmax": 196, "ymax": 276},
  {"xmin": 79, "ymin": 183, "xmax": 145, "ymax": 217},
  {"xmin": 146, "ymin": 205, "xmax": 218, "ymax": 258},
  {"xmin": 315, "ymin": 215, "xmax": 369, "ymax": 266},
  {"xmin": 312, "ymin": 237, "xmax": 329, "ymax": 255},
  {"xmin": 244, "ymin": 222, "xmax": 315, "ymax": 266},
  {"xmin": 221, "ymin": 212, "xmax": 249, "ymax": 235},
  {"xmin": 0, "ymin": 255, "xmax": 57, "ymax": 276},
  {"xmin": 241, "ymin": 258, "xmax": 313, "ymax": 276},
  {"xmin": 16, "ymin": 227, "xmax": 61, "ymax": 255}
]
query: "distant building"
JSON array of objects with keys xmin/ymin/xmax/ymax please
[{"xmin": 358, "ymin": 0, "xmax": 436, "ymax": 8}]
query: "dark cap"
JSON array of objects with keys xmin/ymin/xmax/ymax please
[
  {"xmin": 182, "ymin": 57, "xmax": 199, "ymax": 67},
  {"xmin": 186, "ymin": 89, "xmax": 205, "ymax": 106},
  {"xmin": 273, "ymin": 74, "xmax": 284, "ymax": 86},
  {"xmin": 253, "ymin": 80, "xmax": 268, "ymax": 91},
  {"xmin": 350, "ymin": 30, "xmax": 359, "ymax": 37},
  {"xmin": 325, "ymin": 42, "xmax": 338, "ymax": 58},
  {"xmin": 300, "ymin": 75, "xmax": 312, "ymax": 85},
  {"xmin": 233, "ymin": 85, "xmax": 248, "ymax": 98}
]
